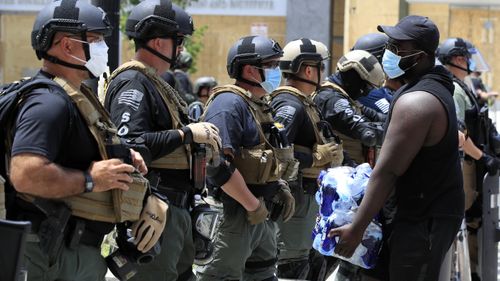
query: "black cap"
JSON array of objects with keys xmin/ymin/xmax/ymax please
[{"xmin": 377, "ymin": 15, "xmax": 439, "ymax": 54}]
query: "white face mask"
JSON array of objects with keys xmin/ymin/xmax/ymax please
[{"xmin": 70, "ymin": 39, "xmax": 109, "ymax": 78}]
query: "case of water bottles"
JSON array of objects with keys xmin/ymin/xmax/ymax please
[{"xmin": 312, "ymin": 163, "xmax": 383, "ymax": 269}]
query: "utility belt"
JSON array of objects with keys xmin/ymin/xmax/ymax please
[
  {"xmin": 147, "ymin": 169, "xmax": 193, "ymax": 209},
  {"xmin": 18, "ymin": 212, "xmax": 104, "ymax": 249}
]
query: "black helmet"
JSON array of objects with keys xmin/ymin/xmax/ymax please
[
  {"xmin": 31, "ymin": 0, "xmax": 112, "ymax": 58},
  {"xmin": 125, "ymin": 0, "xmax": 178, "ymax": 41},
  {"xmin": 194, "ymin": 76, "xmax": 217, "ymax": 96},
  {"xmin": 351, "ymin": 33, "xmax": 388, "ymax": 63},
  {"xmin": 436, "ymin": 37, "xmax": 471, "ymax": 64},
  {"xmin": 226, "ymin": 35, "xmax": 283, "ymax": 79},
  {"xmin": 173, "ymin": 4, "xmax": 194, "ymax": 36},
  {"xmin": 176, "ymin": 50, "xmax": 193, "ymax": 69}
]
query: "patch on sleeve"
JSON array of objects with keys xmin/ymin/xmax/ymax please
[
  {"xmin": 374, "ymin": 98, "xmax": 390, "ymax": 114},
  {"xmin": 334, "ymin": 99, "xmax": 350, "ymax": 114},
  {"xmin": 274, "ymin": 105, "xmax": 296, "ymax": 126},
  {"xmin": 118, "ymin": 89, "xmax": 144, "ymax": 111}
]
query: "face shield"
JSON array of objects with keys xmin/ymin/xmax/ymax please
[{"xmin": 468, "ymin": 46, "xmax": 490, "ymax": 73}]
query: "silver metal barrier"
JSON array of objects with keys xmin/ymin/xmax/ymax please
[{"xmin": 481, "ymin": 173, "xmax": 500, "ymax": 281}]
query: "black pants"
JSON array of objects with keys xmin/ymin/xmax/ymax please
[{"xmin": 388, "ymin": 217, "xmax": 461, "ymax": 281}]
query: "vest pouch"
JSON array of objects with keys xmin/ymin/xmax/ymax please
[
  {"xmin": 275, "ymin": 146, "xmax": 299, "ymax": 182},
  {"xmin": 112, "ymin": 172, "xmax": 149, "ymax": 222},
  {"xmin": 150, "ymin": 146, "xmax": 190, "ymax": 170},
  {"xmin": 234, "ymin": 147, "xmax": 275, "ymax": 185}
]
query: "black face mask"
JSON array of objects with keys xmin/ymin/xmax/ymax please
[{"xmin": 340, "ymin": 69, "xmax": 370, "ymax": 100}]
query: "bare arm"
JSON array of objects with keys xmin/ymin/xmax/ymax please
[
  {"xmin": 330, "ymin": 91, "xmax": 447, "ymax": 257},
  {"xmin": 10, "ymin": 153, "xmax": 135, "ymax": 199}
]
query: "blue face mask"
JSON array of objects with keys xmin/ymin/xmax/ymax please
[
  {"xmin": 260, "ymin": 67, "xmax": 282, "ymax": 93},
  {"xmin": 382, "ymin": 49, "xmax": 422, "ymax": 79}
]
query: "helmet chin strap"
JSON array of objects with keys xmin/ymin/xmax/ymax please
[
  {"xmin": 238, "ymin": 65, "xmax": 265, "ymax": 89},
  {"xmin": 448, "ymin": 61, "xmax": 471, "ymax": 74},
  {"xmin": 290, "ymin": 74, "xmax": 320, "ymax": 89},
  {"xmin": 41, "ymin": 32, "xmax": 97, "ymax": 79},
  {"xmin": 138, "ymin": 36, "xmax": 178, "ymax": 68}
]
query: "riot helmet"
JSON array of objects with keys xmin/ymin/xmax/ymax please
[
  {"xmin": 172, "ymin": 4, "xmax": 194, "ymax": 36},
  {"xmin": 351, "ymin": 33, "xmax": 389, "ymax": 63},
  {"xmin": 126, "ymin": 0, "xmax": 179, "ymax": 65},
  {"xmin": 226, "ymin": 35, "xmax": 283, "ymax": 89},
  {"xmin": 31, "ymin": 0, "xmax": 112, "ymax": 77},
  {"xmin": 337, "ymin": 50, "xmax": 385, "ymax": 99},
  {"xmin": 280, "ymin": 38, "xmax": 330, "ymax": 88},
  {"xmin": 194, "ymin": 76, "xmax": 217, "ymax": 103}
]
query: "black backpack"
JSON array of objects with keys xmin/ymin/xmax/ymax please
[{"xmin": 0, "ymin": 77, "xmax": 64, "ymax": 217}]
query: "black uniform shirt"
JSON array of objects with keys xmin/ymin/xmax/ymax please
[
  {"xmin": 271, "ymin": 92, "xmax": 315, "ymax": 169},
  {"xmin": 105, "ymin": 69, "xmax": 190, "ymax": 188},
  {"xmin": 12, "ymin": 70, "xmax": 112, "ymax": 234}
]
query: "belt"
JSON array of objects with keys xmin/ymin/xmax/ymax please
[
  {"xmin": 19, "ymin": 213, "xmax": 103, "ymax": 248},
  {"xmin": 157, "ymin": 186, "xmax": 191, "ymax": 209}
]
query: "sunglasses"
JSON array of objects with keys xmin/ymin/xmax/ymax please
[{"xmin": 304, "ymin": 62, "xmax": 326, "ymax": 71}]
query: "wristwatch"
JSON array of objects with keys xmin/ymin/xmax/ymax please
[{"xmin": 83, "ymin": 171, "xmax": 94, "ymax": 193}]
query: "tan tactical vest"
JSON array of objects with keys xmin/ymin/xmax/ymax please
[
  {"xmin": 52, "ymin": 78, "xmax": 148, "ymax": 223},
  {"xmin": 272, "ymin": 86, "xmax": 341, "ymax": 179},
  {"xmin": 317, "ymin": 81, "xmax": 365, "ymax": 164},
  {"xmin": 105, "ymin": 60, "xmax": 190, "ymax": 170},
  {"xmin": 204, "ymin": 85, "xmax": 294, "ymax": 185}
]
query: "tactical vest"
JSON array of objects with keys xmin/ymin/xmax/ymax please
[
  {"xmin": 106, "ymin": 60, "xmax": 191, "ymax": 170},
  {"xmin": 272, "ymin": 86, "xmax": 339, "ymax": 179},
  {"xmin": 453, "ymin": 77, "xmax": 481, "ymax": 146},
  {"xmin": 204, "ymin": 85, "xmax": 294, "ymax": 185},
  {"xmin": 53, "ymin": 78, "xmax": 148, "ymax": 223},
  {"xmin": 317, "ymin": 81, "xmax": 365, "ymax": 164}
]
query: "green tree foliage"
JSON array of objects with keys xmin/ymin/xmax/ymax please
[{"xmin": 120, "ymin": 0, "xmax": 206, "ymax": 74}]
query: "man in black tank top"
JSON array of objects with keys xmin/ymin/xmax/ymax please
[{"xmin": 329, "ymin": 16, "xmax": 464, "ymax": 281}]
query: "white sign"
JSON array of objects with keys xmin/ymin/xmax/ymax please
[
  {"xmin": 186, "ymin": 0, "xmax": 287, "ymax": 17},
  {"xmin": 250, "ymin": 23, "xmax": 268, "ymax": 37}
]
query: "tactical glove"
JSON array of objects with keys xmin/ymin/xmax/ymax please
[
  {"xmin": 184, "ymin": 122, "xmax": 222, "ymax": 151},
  {"xmin": 131, "ymin": 195, "xmax": 168, "ymax": 253},
  {"xmin": 273, "ymin": 180, "xmax": 295, "ymax": 222},
  {"xmin": 331, "ymin": 143, "xmax": 344, "ymax": 167},
  {"xmin": 247, "ymin": 197, "xmax": 269, "ymax": 225},
  {"xmin": 312, "ymin": 143, "xmax": 342, "ymax": 167},
  {"xmin": 480, "ymin": 153, "xmax": 500, "ymax": 175}
]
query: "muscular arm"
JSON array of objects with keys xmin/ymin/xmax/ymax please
[{"xmin": 331, "ymin": 91, "xmax": 447, "ymax": 256}]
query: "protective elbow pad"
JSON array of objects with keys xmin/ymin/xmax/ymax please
[{"xmin": 206, "ymin": 158, "xmax": 236, "ymax": 187}]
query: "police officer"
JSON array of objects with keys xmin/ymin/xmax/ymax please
[
  {"xmin": 270, "ymin": 38, "xmax": 343, "ymax": 279},
  {"xmin": 187, "ymin": 76, "xmax": 217, "ymax": 122},
  {"xmin": 175, "ymin": 50, "xmax": 194, "ymax": 94},
  {"xmin": 194, "ymin": 76, "xmax": 218, "ymax": 104},
  {"xmin": 352, "ymin": 33, "xmax": 399, "ymax": 114},
  {"xmin": 314, "ymin": 50, "xmax": 386, "ymax": 166},
  {"xmin": 7, "ymin": 1, "xmax": 161, "ymax": 280},
  {"xmin": 104, "ymin": 1, "xmax": 221, "ymax": 280},
  {"xmin": 438, "ymin": 37, "xmax": 500, "ymax": 280},
  {"xmin": 196, "ymin": 35, "xmax": 295, "ymax": 281},
  {"xmin": 160, "ymin": 3, "xmax": 197, "ymax": 105}
]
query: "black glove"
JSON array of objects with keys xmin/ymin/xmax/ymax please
[{"xmin": 480, "ymin": 153, "xmax": 500, "ymax": 175}]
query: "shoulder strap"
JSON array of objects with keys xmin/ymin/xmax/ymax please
[
  {"xmin": 272, "ymin": 86, "xmax": 327, "ymax": 144},
  {"xmin": 54, "ymin": 77, "xmax": 121, "ymax": 159},
  {"xmin": 106, "ymin": 60, "xmax": 187, "ymax": 128},
  {"xmin": 205, "ymin": 84, "xmax": 273, "ymax": 144},
  {"xmin": 317, "ymin": 80, "xmax": 361, "ymax": 113}
]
